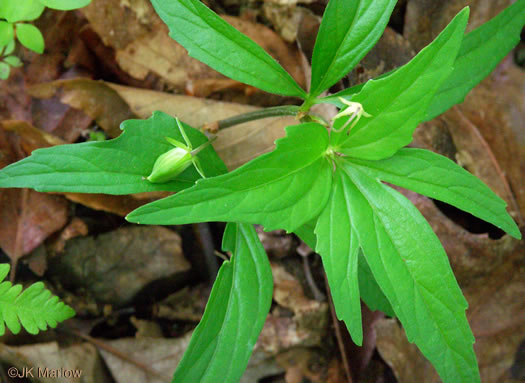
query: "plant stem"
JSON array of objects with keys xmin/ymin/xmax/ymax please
[{"xmin": 201, "ymin": 105, "xmax": 300, "ymax": 132}]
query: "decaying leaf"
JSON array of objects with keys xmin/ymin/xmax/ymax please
[
  {"xmin": 81, "ymin": 0, "xmax": 305, "ymax": 96},
  {"xmin": 29, "ymin": 79, "xmax": 300, "ymax": 169},
  {"xmin": 0, "ymin": 122, "xmax": 68, "ymax": 262},
  {"xmin": 404, "ymin": 0, "xmax": 514, "ymax": 51}
]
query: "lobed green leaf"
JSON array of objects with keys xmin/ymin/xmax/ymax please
[
  {"xmin": 172, "ymin": 223, "xmax": 273, "ymax": 383},
  {"xmin": 341, "ymin": 163, "xmax": 480, "ymax": 383},
  {"xmin": 0, "ymin": 111, "xmax": 226, "ymax": 194},
  {"xmin": 0, "ymin": 264, "xmax": 75, "ymax": 335},
  {"xmin": 127, "ymin": 123, "xmax": 332, "ymax": 233},
  {"xmin": 310, "ymin": 0, "xmax": 397, "ymax": 97},
  {"xmin": 425, "ymin": 0, "xmax": 525, "ymax": 121},
  {"xmin": 314, "ymin": 170, "xmax": 363, "ymax": 345},
  {"xmin": 347, "ymin": 148, "xmax": 521, "ymax": 239},
  {"xmin": 324, "ymin": 2, "xmax": 525, "ymax": 121},
  {"xmin": 151, "ymin": 0, "xmax": 305, "ymax": 99},
  {"xmin": 331, "ymin": 8, "xmax": 469, "ymax": 160}
]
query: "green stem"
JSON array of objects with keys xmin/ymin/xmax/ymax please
[{"xmin": 202, "ymin": 105, "xmax": 300, "ymax": 131}]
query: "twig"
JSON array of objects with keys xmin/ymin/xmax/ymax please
[
  {"xmin": 323, "ymin": 272, "xmax": 354, "ymax": 383},
  {"xmin": 301, "ymin": 254, "xmax": 326, "ymax": 301},
  {"xmin": 63, "ymin": 328, "xmax": 171, "ymax": 382},
  {"xmin": 201, "ymin": 105, "xmax": 300, "ymax": 133}
]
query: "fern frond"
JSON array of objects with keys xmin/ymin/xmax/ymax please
[{"xmin": 0, "ymin": 264, "xmax": 75, "ymax": 335}]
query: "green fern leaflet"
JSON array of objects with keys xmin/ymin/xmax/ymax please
[{"xmin": 0, "ymin": 264, "xmax": 75, "ymax": 335}]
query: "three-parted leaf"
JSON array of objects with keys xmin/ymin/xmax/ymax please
[
  {"xmin": 172, "ymin": 223, "xmax": 273, "ymax": 383},
  {"xmin": 0, "ymin": 264, "xmax": 75, "ymax": 335},
  {"xmin": 151, "ymin": 0, "xmax": 305, "ymax": 99},
  {"xmin": 0, "ymin": 111, "xmax": 226, "ymax": 194},
  {"xmin": 425, "ymin": 0, "xmax": 525, "ymax": 121},
  {"xmin": 127, "ymin": 123, "xmax": 332, "ymax": 233},
  {"xmin": 314, "ymin": 170, "xmax": 363, "ymax": 345},
  {"xmin": 347, "ymin": 148, "xmax": 521, "ymax": 238},
  {"xmin": 341, "ymin": 163, "xmax": 480, "ymax": 383},
  {"xmin": 331, "ymin": 8, "xmax": 469, "ymax": 159},
  {"xmin": 310, "ymin": 0, "xmax": 396, "ymax": 97}
]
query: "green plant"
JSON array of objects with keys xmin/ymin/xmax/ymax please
[
  {"xmin": 0, "ymin": 0, "xmax": 523, "ymax": 382},
  {"xmin": 0, "ymin": 264, "xmax": 75, "ymax": 335},
  {"xmin": 0, "ymin": 0, "xmax": 91, "ymax": 78}
]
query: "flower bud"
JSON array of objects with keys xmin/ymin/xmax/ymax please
[{"xmin": 147, "ymin": 147, "xmax": 192, "ymax": 183}]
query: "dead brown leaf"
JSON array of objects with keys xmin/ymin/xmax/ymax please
[
  {"xmin": 29, "ymin": 78, "xmax": 299, "ymax": 169},
  {"xmin": 0, "ymin": 123, "xmax": 69, "ymax": 267},
  {"xmin": 259, "ymin": 261, "xmax": 329, "ymax": 355},
  {"xmin": 404, "ymin": 0, "xmax": 514, "ymax": 51},
  {"xmin": 81, "ymin": 0, "xmax": 306, "ymax": 100},
  {"xmin": 29, "ymin": 78, "xmax": 136, "ymax": 138}
]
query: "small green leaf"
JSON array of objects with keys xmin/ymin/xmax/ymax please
[
  {"xmin": 0, "ymin": 263, "xmax": 75, "ymax": 335},
  {"xmin": 341, "ymin": 163, "xmax": 480, "ymax": 383},
  {"xmin": 314, "ymin": 169, "xmax": 362, "ymax": 345},
  {"xmin": 173, "ymin": 223, "xmax": 273, "ymax": 383},
  {"xmin": 38, "ymin": 0, "xmax": 91, "ymax": 10},
  {"xmin": 0, "ymin": 21, "xmax": 14, "ymax": 47},
  {"xmin": 310, "ymin": 0, "xmax": 397, "ymax": 97},
  {"xmin": 0, "ymin": 111, "xmax": 227, "ymax": 194},
  {"xmin": 0, "ymin": 62, "xmax": 9, "ymax": 79},
  {"xmin": 332, "ymin": 8, "xmax": 469, "ymax": 159},
  {"xmin": 347, "ymin": 148, "xmax": 521, "ymax": 239},
  {"xmin": 127, "ymin": 123, "xmax": 332, "ymax": 233},
  {"xmin": 425, "ymin": 0, "xmax": 525, "ymax": 121},
  {"xmin": 4, "ymin": 55, "xmax": 22, "ymax": 67},
  {"xmin": 0, "ymin": 0, "xmax": 45, "ymax": 22},
  {"xmin": 15, "ymin": 23, "xmax": 45, "ymax": 54},
  {"xmin": 3, "ymin": 39, "xmax": 15, "ymax": 55},
  {"xmin": 151, "ymin": 0, "xmax": 305, "ymax": 99}
]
